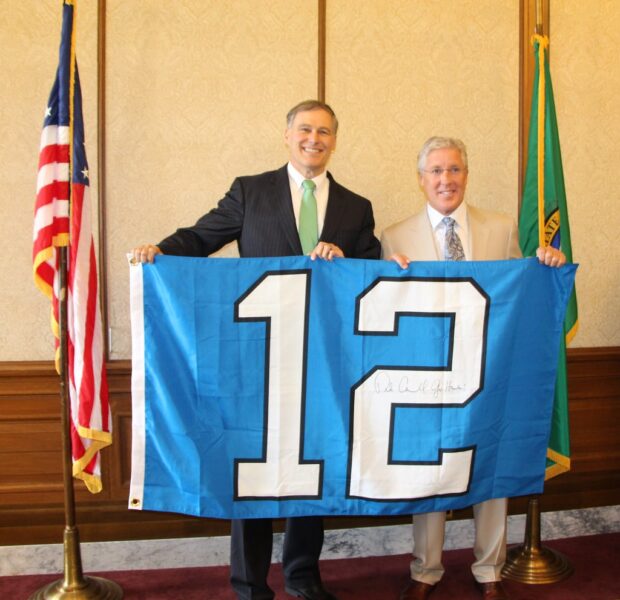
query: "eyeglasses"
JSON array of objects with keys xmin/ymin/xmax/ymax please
[{"xmin": 422, "ymin": 166, "xmax": 465, "ymax": 177}]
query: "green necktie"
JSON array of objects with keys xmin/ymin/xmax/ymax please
[{"xmin": 299, "ymin": 179, "xmax": 318, "ymax": 254}]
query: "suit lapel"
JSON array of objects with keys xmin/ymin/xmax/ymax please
[
  {"xmin": 467, "ymin": 205, "xmax": 490, "ymax": 260},
  {"xmin": 411, "ymin": 211, "xmax": 440, "ymax": 260},
  {"xmin": 273, "ymin": 165, "xmax": 303, "ymax": 254},
  {"xmin": 320, "ymin": 172, "xmax": 346, "ymax": 242}
]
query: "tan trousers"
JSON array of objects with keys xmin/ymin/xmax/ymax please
[{"xmin": 410, "ymin": 497, "xmax": 508, "ymax": 585}]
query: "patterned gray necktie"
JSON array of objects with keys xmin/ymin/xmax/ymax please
[{"xmin": 442, "ymin": 216, "xmax": 465, "ymax": 261}]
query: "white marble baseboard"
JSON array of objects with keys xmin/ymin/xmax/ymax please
[{"xmin": 1, "ymin": 505, "xmax": 618, "ymax": 577}]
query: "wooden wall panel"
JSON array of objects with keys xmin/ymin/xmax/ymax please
[{"xmin": 0, "ymin": 349, "xmax": 618, "ymax": 546}]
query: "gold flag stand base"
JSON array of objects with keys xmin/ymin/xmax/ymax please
[
  {"xmin": 29, "ymin": 575, "xmax": 123, "ymax": 600},
  {"xmin": 29, "ymin": 527, "xmax": 123, "ymax": 600},
  {"xmin": 502, "ymin": 496, "xmax": 573, "ymax": 584}
]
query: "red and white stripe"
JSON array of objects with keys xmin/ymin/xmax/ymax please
[
  {"xmin": 33, "ymin": 124, "xmax": 70, "ymax": 300},
  {"xmin": 33, "ymin": 124, "xmax": 111, "ymax": 493}
]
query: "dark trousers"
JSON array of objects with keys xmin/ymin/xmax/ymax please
[{"xmin": 230, "ymin": 516, "xmax": 325, "ymax": 600}]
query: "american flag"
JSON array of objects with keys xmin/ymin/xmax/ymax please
[{"xmin": 33, "ymin": 0, "xmax": 111, "ymax": 494}]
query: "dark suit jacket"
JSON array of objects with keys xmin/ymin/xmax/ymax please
[{"xmin": 158, "ymin": 165, "xmax": 381, "ymax": 259}]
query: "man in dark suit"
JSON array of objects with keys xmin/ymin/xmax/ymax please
[{"xmin": 132, "ymin": 99, "xmax": 381, "ymax": 600}]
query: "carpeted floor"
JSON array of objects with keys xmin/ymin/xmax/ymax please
[{"xmin": 2, "ymin": 532, "xmax": 619, "ymax": 599}]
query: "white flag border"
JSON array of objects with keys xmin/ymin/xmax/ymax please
[{"xmin": 128, "ymin": 256, "xmax": 146, "ymax": 510}]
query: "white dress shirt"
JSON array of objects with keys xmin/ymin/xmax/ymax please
[{"xmin": 426, "ymin": 202, "xmax": 471, "ymax": 260}]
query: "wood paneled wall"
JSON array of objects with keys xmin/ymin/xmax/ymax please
[{"xmin": 1, "ymin": 348, "xmax": 619, "ymax": 546}]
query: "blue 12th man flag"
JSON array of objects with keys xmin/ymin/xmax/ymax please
[{"xmin": 129, "ymin": 256, "xmax": 576, "ymax": 519}]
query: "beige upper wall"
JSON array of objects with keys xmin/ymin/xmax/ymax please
[
  {"xmin": 326, "ymin": 0, "xmax": 520, "ymax": 244},
  {"xmin": 2, "ymin": 0, "xmax": 99, "ymax": 361},
  {"xmin": 550, "ymin": 0, "xmax": 620, "ymax": 346},
  {"xmin": 104, "ymin": 0, "xmax": 318, "ymax": 358},
  {"xmin": 2, "ymin": 0, "xmax": 618, "ymax": 360}
]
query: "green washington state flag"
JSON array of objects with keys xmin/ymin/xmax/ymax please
[{"xmin": 519, "ymin": 34, "xmax": 578, "ymax": 479}]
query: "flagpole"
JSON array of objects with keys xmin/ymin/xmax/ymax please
[
  {"xmin": 317, "ymin": 0, "xmax": 326, "ymax": 102},
  {"xmin": 29, "ymin": 257, "xmax": 122, "ymax": 600},
  {"xmin": 30, "ymin": 2, "xmax": 122, "ymax": 594},
  {"xmin": 502, "ymin": 2, "xmax": 573, "ymax": 584}
]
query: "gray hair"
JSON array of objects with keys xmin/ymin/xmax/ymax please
[
  {"xmin": 417, "ymin": 136, "xmax": 468, "ymax": 173},
  {"xmin": 286, "ymin": 100, "xmax": 339, "ymax": 134}
]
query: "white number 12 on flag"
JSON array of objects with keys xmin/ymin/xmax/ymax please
[{"xmin": 234, "ymin": 270, "xmax": 488, "ymax": 501}]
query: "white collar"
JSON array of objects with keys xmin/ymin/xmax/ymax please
[
  {"xmin": 287, "ymin": 162, "xmax": 328, "ymax": 189},
  {"xmin": 427, "ymin": 202, "xmax": 468, "ymax": 230}
]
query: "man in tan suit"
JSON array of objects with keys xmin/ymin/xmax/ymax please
[{"xmin": 381, "ymin": 136, "xmax": 565, "ymax": 600}]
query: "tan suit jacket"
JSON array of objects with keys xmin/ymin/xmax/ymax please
[
  {"xmin": 380, "ymin": 202, "xmax": 522, "ymax": 585},
  {"xmin": 380, "ymin": 203, "xmax": 522, "ymax": 261}
]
